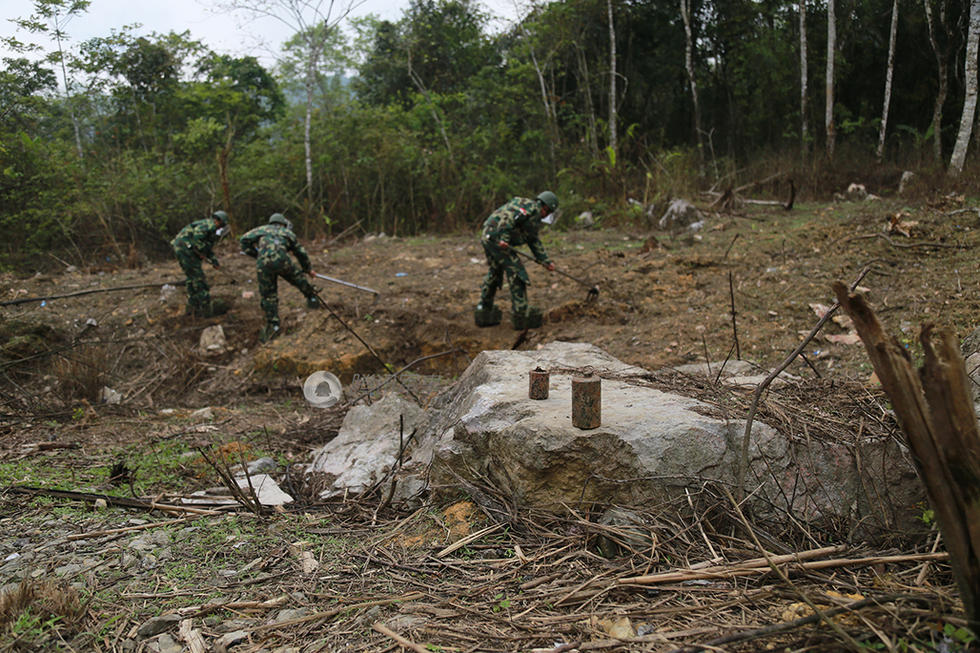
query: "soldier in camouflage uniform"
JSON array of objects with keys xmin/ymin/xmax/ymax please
[
  {"xmin": 476, "ymin": 191, "xmax": 558, "ymax": 330},
  {"xmin": 171, "ymin": 210, "xmax": 229, "ymax": 317},
  {"xmin": 239, "ymin": 213, "xmax": 320, "ymax": 342}
]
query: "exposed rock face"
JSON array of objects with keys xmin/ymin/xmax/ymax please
[
  {"xmin": 409, "ymin": 342, "xmax": 920, "ymax": 535},
  {"xmin": 658, "ymin": 199, "xmax": 703, "ymax": 231}
]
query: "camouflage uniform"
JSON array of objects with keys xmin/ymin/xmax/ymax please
[
  {"xmin": 171, "ymin": 217, "xmax": 222, "ymax": 315},
  {"xmin": 479, "ymin": 197, "xmax": 552, "ymax": 327},
  {"xmin": 239, "ymin": 222, "xmax": 318, "ymax": 339}
]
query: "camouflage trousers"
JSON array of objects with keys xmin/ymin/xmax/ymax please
[
  {"xmin": 174, "ymin": 245, "xmax": 211, "ymax": 311},
  {"xmin": 480, "ymin": 241, "xmax": 529, "ymax": 317},
  {"xmin": 257, "ymin": 251, "xmax": 317, "ymax": 329}
]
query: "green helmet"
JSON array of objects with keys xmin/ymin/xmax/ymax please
[
  {"xmin": 269, "ymin": 213, "xmax": 289, "ymax": 227},
  {"xmin": 537, "ymin": 190, "xmax": 559, "ymax": 212},
  {"xmin": 211, "ymin": 210, "xmax": 228, "ymax": 224}
]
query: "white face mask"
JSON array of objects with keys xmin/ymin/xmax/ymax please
[{"xmin": 216, "ymin": 226, "xmax": 227, "ymax": 237}]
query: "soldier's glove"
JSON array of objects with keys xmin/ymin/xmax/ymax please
[
  {"xmin": 546, "ymin": 262, "xmax": 555, "ymax": 272},
  {"xmin": 497, "ymin": 241, "xmax": 509, "ymax": 250},
  {"xmin": 211, "ymin": 261, "xmax": 220, "ymax": 269}
]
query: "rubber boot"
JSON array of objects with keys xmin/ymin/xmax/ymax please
[
  {"xmin": 511, "ymin": 306, "xmax": 543, "ymax": 330},
  {"xmin": 474, "ymin": 303, "xmax": 502, "ymax": 327},
  {"xmin": 259, "ymin": 324, "xmax": 281, "ymax": 343}
]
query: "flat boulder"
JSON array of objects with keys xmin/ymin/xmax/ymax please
[{"xmin": 409, "ymin": 342, "xmax": 920, "ymax": 536}]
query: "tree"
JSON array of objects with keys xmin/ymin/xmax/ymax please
[
  {"xmin": 221, "ymin": 0, "xmax": 359, "ymax": 216},
  {"xmin": 924, "ymin": 0, "xmax": 953, "ymax": 164},
  {"xmin": 681, "ymin": 0, "xmax": 703, "ymax": 160},
  {"xmin": 185, "ymin": 54, "xmax": 285, "ymax": 224},
  {"xmin": 876, "ymin": 0, "xmax": 899, "ymax": 160},
  {"xmin": 949, "ymin": 0, "xmax": 980, "ymax": 175},
  {"xmin": 9, "ymin": 0, "xmax": 91, "ymax": 159},
  {"xmin": 825, "ymin": 0, "xmax": 836, "ymax": 160},
  {"xmin": 799, "ymin": 0, "xmax": 809, "ymax": 155},
  {"xmin": 607, "ymin": 0, "xmax": 618, "ymax": 162}
]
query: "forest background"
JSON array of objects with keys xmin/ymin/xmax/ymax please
[{"xmin": 1, "ymin": 0, "xmax": 978, "ymax": 270}]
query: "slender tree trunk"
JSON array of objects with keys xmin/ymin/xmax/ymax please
[
  {"xmin": 54, "ymin": 29, "xmax": 83, "ymax": 160},
  {"xmin": 217, "ymin": 122, "xmax": 235, "ymax": 229},
  {"xmin": 800, "ymin": 0, "xmax": 809, "ymax": 156},
  {"xmin": 304, "ymin": 60, "xmax": 315, "ymax": 209},
  {"xmin": 681, "ymin": 0, "xmax": 704, "ymax": 159},
  {"xmin": 825, "ymin": 0, "xmax": 837, "ymax": 161},
  {"xmin": 527, "ymin": 39, "xmax": 559, "ymax": 175},
  {"xmin": 925, "ymin": 0, "xmax": 949, "ymax": 164},
  {"xmin": 950, "ymin": 0, "xmax": 980, "ymax": 175},
  {"xmin": 575, "ymin": 44, "xmax": 600, "ymax": 157},
  {"xmin": 877, "ymin": 0, "xmax": 899, "ymax": 160},
  {"xmin": 607, "ymin": 0, "xmax": 618, "ymax": 161}
]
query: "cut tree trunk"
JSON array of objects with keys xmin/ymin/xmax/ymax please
[{"xmin": 834, "ymin": 282, "xmax": 980, "ymax": 627}]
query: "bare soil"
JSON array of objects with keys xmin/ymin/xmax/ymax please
[{"xmin": 0, "ymin": 194, "xmax": 977, "ymax": 651}]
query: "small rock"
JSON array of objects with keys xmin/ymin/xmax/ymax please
[
  {"xmin": 575, "ymin": 211, "xmax": 595, "ymax": 227},
  {"xmin": 190, "ymin": 407, "xmax": 214, "ymax": 421},
  {"xmin": 273, "ymin": 608, "xmax": 309, "ymax": 623},
  {"xmin": 230, "ymin": 457, "xmax": 277, "ymax": 476},
  {"xmin": 846, "ymin": 183, "xmax": 868, "ymax": 201},
  {"xmin": 237, "ymin": 474, "xmax": 293, "ymax": 506},
  {"xmin": 93, "ymin": 498, "xmax": 107, "ymax": 510},
  {"xmin": 658, "ymin": 199, "xmax": 703, "ymax": 231},
  {"xmin": 137, "ymin": 614, "xmax": 181, "ymax": 639},
  {"xmin": 214, "ymin": 629, "xmax": 249, "ymax": 653},
  {"xmin": 100, "ymin": 386, "xmax": 122, "ymax": 404},
  {"xmin": 54, "ymin": 562, "xmax": 83, "ymax": 577},
  {"xmin": 899, "ymin": 170, "xmax": 915, "ymax": 195},
  {"xmin": 151, "ymin": 633, "xmax": 182, "ymax": 653},
  {"xmin": 199, "ymin": 325, "xmax": 227, "ymax": 352}
]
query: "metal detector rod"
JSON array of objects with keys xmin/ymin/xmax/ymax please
[
  {"xmin": 313, "ymin": 272, "xmax": 379, "ymax": 296},
  {"xmin": 510, "ymin": 248, "xmax": 600, "ymax": 297}
]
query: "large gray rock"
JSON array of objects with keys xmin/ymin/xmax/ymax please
[
  {"xmin": 309, "ymin": 393, "xmax": 424, "ymax": 498},
  {"xmin": 408, "ymin": 342, "xmax": 921, "ymax": 535}
]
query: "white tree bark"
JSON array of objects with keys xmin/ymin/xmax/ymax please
[
  {"xmin": 950, "ymin": 0, "xmax": 980, "ymax": 175},
  {"xmin": 607, "ymin": 0, "xmax": 618, "ymax": 160},
  {"xmin": 876, "ymin": 0, "xmax": 899, "ymax": 160},
  {"xmin": 799, "ymin": 0, "xmax": 808, "ymax": 154},
  {"xmin": 681, "ymin": 0, "xmax": 703, "ymax": 158},
  {"xmin": 825, "ymin": 0, "xmax": 836, "ymax": 160}
]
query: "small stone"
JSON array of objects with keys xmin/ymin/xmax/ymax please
[
  {"xmin": 93, "ymin": 498, "xmax": 107, "ymax": 510},
  {"xmin": 137, "ymin": 614, "xmax": 181, "ymax": 639},
  {"xmin": 214, "ymin": 629, "xmax": 249, "ymax": 653},
  {"xmin": 190, "ymin": 407, "xmax": 214, "ymax": 421},
  {"xmin": 151, "ymin": 633, "xmax": 182, "ymax": 653},
  {"xmin": 273, "ymin": 608, "xmax": 308, "ymax": 623}
]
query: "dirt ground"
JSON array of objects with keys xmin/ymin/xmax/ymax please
[
  {"xmin": 1, "ymin": 194, "xmax": 978, "ymax": 651},
  {"xmin": 5, "ymin": 193, "xmax": 979, "ymax": 402}
]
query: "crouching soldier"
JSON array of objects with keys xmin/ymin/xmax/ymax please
[
  {"xmin": 239, "ymin": 213, "xmax": 320, "ymax": 342},
  {"xmin": 171, "ymin": 210, "xmax": 229, "ymax": 317},
  {"xmin": 476, "ymin": 191, "xmax": 557, "ymax": 329}
]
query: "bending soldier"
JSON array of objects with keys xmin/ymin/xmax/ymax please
[
  {"xmin": 239, "ymin": 213, "xmax": 320, "ymax": 342},
  {"xmin": 171, "ymin": 210, "xmax": 229, "ymax": 317},
  {"xmin": 476, "ymin": 191, "xmax": 558, "ymax": 330}
]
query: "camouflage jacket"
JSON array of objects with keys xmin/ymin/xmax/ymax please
[
  {"xmin": 481, "ymin": 197, "xmax": 550, "ymax": 264},
  {"xmin": 171, "ymin": 218, "xmax": 222, "ymax": 266},
  {"xmin": 239, "ymin": 224, "xmax": 312, "ymax": 272}
]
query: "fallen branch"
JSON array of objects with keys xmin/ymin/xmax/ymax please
[
  {"xmin": 664, "ymin": 593, "xmax": 937, "ymax": 653},
  {"xmin": 842, "ymin": 232, "xmax": 968, "ymax": 250},
  {"xmin": 1, "ymin": 280, "xmax": 187, "ymax": 307},
  {"xmin": 372, "ymin": 621, "xmax": 433, "ymax": 653},
  {"xmin": 737, "ymin": 266, "xmax": 871, "ymax": 499},
  {"xmin": 5, "ymin": 485, "xmax": 221, "ymax": 515}
]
